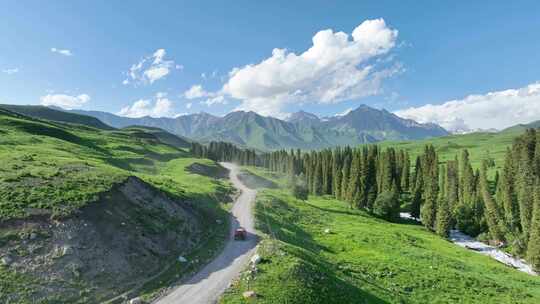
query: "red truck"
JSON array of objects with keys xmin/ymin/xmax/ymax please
[{"xmin": 234, "ymin": 227, "xmax": 247, "ymax": 240}]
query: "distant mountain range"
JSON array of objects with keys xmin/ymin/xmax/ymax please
[
  {"xmin": 0, "ymin": 103, "xmax": 449, "ymax": 150},
  {"xmin": 72, "ymin": 104, "xmax": 449, "ymax": 150}
]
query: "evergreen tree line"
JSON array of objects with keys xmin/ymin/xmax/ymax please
[
  {"xmin": 191, "ymin": 141, "xmax": 260, "ymax": 166},
  {"xmin": 191, "ymin": 130, "xmax": 540, "ymax": 270}
]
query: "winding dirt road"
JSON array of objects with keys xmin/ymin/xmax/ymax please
[{"xmin": 155, "ymin": 162, "xmax": 258, "ymax": 304}]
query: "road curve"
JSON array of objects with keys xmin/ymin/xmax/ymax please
[{"xmin": 155, "ymin": 162, "xmax": 258, "ymax": 304}]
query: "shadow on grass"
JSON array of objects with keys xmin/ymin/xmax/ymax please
[
  {"xmin": 258, "ymin": 197, "xmax": 331, "ymax": 254},
  {"xmin": 237, "ymin": 170, "xmax": 278, "ymax": 189},
  {"xmin": 303, "ymin": 200, "xmax": 362, "ymax": 216},
  {"xmin": 258, "ymin": 196, "xmax": 392, "ymax": 304}
]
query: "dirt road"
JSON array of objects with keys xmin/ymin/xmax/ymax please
[{"xmin": 155, "ymin": 162, "xmax": 258, "ymax": 304}]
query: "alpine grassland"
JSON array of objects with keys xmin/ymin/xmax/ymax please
[
  {"xmin": 0, "ymin": 108, "xmax": 229, "ymax": 220},
  {"xmin": 373, "ymin": 129, "xmax": 523, "ymax": 174},
  {"xmin": 0, "ymin": 108, "xmax": 233, "ymax": 302},
  {"xmin": 221, "ymin": 168, "xmax": 540, "ymax": 304}
]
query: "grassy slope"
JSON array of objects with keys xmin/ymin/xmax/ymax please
[
  {"xmin": 0, "ymin": 104, "xmax": 114, "ymax": 130},
  {"xmin": 122, "ymin": 125, "xmax": 191, "ymax": 149},
  {"xmin": 0, "ymin": 109, "xmax": 228, "ymax": 219},
  {"xmin": 0, "ymin": 109, "xmax": 232, "ymax": 302},
  {"xmin": 372, "ymin": 129, "xmax": 522, "ymax": 173},
  {"xmin": 221, "ymin": 169, "xmax": 540, "ymax": 304}
]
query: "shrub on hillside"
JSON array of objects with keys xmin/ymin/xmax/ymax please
[
  {"xmin": 372, "ymin": 190, "xmax": 400, "ymax": 221},
  {"xmin": 292, "ymin": 183, "xmax": 309, "ymax": 201}
]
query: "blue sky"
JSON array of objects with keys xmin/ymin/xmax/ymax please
[{"xmin": 1, "ymin": 1, "xmax": 540, "ymax": 131}]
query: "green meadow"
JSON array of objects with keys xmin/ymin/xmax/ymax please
[{"xmin": 221, "ymin": 168, "xmax": 540, "ymax": 304}]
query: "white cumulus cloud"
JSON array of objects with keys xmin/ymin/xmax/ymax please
[
  {"xmin": 123, "ymin": 49, "xmax": 179, "ymax": 85},
  {"xmin": 184, "ymin": 84, "xmax": 210, "ymax": 99},
  {"xmin": 51, "ymin": 48, "xmax": 73, "ymax": 56},
  {"xmin": 202, "ymin": 95, "xmax": 227, "ymax": 107},
  {"xmin": 2, "ymin": 68, "xmax": 19, "ymax": 75},
  {"xmin": 394, "ymin": 82, "xmax": 540, "ymax": 132},
  {"xmin": 118, "ymin": 92, "xmax": 175, "ymax": 118},
  {"xmin": 40, "ymin": 93, "xmax": 90, "ymax": 109},
  {"xmin": 216, "ymin": 18, "xmax": 398, "ymax": 116}
]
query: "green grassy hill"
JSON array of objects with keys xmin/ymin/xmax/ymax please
[
  {"xmin": 0, "ymin": 108, "xmax": 232, "ymax": 303},
  {"xmin": 501, "ymin": 119, "xmax": 540, "ymax": 133},
  {"xmin": 0, "ymin": 104, "xmax": 114, "ymax": 130},
  {"xmin": 122, "ymin": 125, "xmax": 191, "ymax": 149},
  {"xmin": 0, "ymin": 108, "xmax": 215, "ymax": 220},
  {"xmin": 371, "ymin": 129, "xmax": 523, "ymax": 173},
  {"xmin": 221, "ymin": 168, "xmax": 540, "ymax": 304}
]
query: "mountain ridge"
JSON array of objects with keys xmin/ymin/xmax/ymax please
[
  {"xmin": 0, "ymin": 103, "xmax": 450, "ymax": 150},
  {"xmin": 72, "ymin": 104, "xmax": 449, "ymax": 150}
]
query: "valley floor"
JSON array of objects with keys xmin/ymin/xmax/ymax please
[{"xmin": 155, "ymin": 163, "xmax": 258, "ymax": 304}]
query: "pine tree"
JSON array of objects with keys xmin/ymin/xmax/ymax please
[
  {"xmin": 479, "ymin": 161, "xmax": 505, "ymax": 241},
  {"xmin": 347, "ymin": 152, "xmax": 362, "ymax": 206},
  {"xmin": 401, "ymin": 152, "xmax": 411, "ymax": 192},
  {"xmin": 322, "ymin": 150, "xmax": 332, "ymax": 195},
  {"xmin": 435, "ymin": 164, "xmax": 452, "ymax": 237},
  {"xmin": 420, "ymin": 145, "xmax": 439, "ymax": 230},
  {"xmin": 459, "ymin": 150, "xmax": 475, "ymax": 206},
  {"xmin": 518, "ymin": 144, "xmax": 535, "ymax": 238},
  {"xmin": 380, "ymin": 149, "xmax": 396, "ymax": 193},
  {"xmin": 436, "ymin": 198, "xmax": 452, "ymax": 238},
  {"xmin": 332, "ymin": 149, "xmax": 342, "ymax": 199},
  {"xmin": 313, "ymin": 157, "xmax": 323, "ymax": 195},
  {"xmin": 439, "ymin": 164, "xmax": 447, "ymax": 203},
  {"xmin": 365, "ymin": 148, "xmax": 378, "ymax": 210},
  {"xmin": 455, "ymin": 149, "xmax": 479, "ymax": 234},
  {"xmin": 446, "ymin": 160, "xmax": 460, "ymax": 211},
  {"xmin": 527, "ymin": 179, "xmax": 540, "ymax": 271},
  {"xmin": 498, "ymin": 148, "xmax": 520, "ymax": 232},
  {"xmin": 340, "ymin": 155, "xmax": 351, "ymax": 201},
  {"xmin": 410, "ymin": 156, "xmax": 423, "ymax": 219}
]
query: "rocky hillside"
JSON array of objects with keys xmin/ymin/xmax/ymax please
[{"xmin": 1, "ymin": 177, "xmax": 206, "ymax": 302}]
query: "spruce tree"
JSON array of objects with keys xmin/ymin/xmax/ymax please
[
  {"xmin": 313, "ymin": 158, "xmax": 323, "ymax": 195},
  {"xmin": 322, "ymin": 150, "xmax": 332, "ymax": 195},
  {"xmin": 527, "ymin": 179, "xmax": 540, "ymax": 271},
  {"xmin": 498, "ymin": 148, "xmax": 520, "ymax": 232},
  {"xmin": 446, "ymin": 160, "xmax": 460, "ymax": 211},
  {"xmin": 479, "ymin": 161, "xmax": 505, "ymax": 241},
  {"xmin": 401, "ymin": 152, "xmax": 411, "ymax": 192},
  {"xmin": 411, "ymin": 156, "xmax": 423, "ymax": 219},
  {"xmin": 420, "ymin": 145, "xmax": 439, "ymax": 230},
  {"xmin": 380, "ymin": 149, "xmax": 396, "ymax": 193},
  {"xmin": 365, "ymin": 149, "xmax": 378, "ymax": 210},
  {"xmin": 518, "ymin": 145, "xmax": 534, "ymax": 238},
  {"xmin": 347, "ymin": 152, "xmax": 362, "ymax": 206},
  {"xmin": 455, "ymin": 149, "xmax": 477, "ymax": 234},
  {"xmin": 459, "ymin": 150, "xmax": 475, "ymax": 205},
  {"xmin": 340, "ymin": 155, "xmax": 351, "ymax": 201},
  {"xmin": 436, "ymin": 198, "xmax": 452, "ymax": 238},
  {"xmin": 332, "ymin": 149, "xmax": 342, "ymax": 199}
]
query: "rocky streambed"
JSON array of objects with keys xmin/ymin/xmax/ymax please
[{"xmin": 400, "ymin": 212, "xmax": 537, "ymax": 275}]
